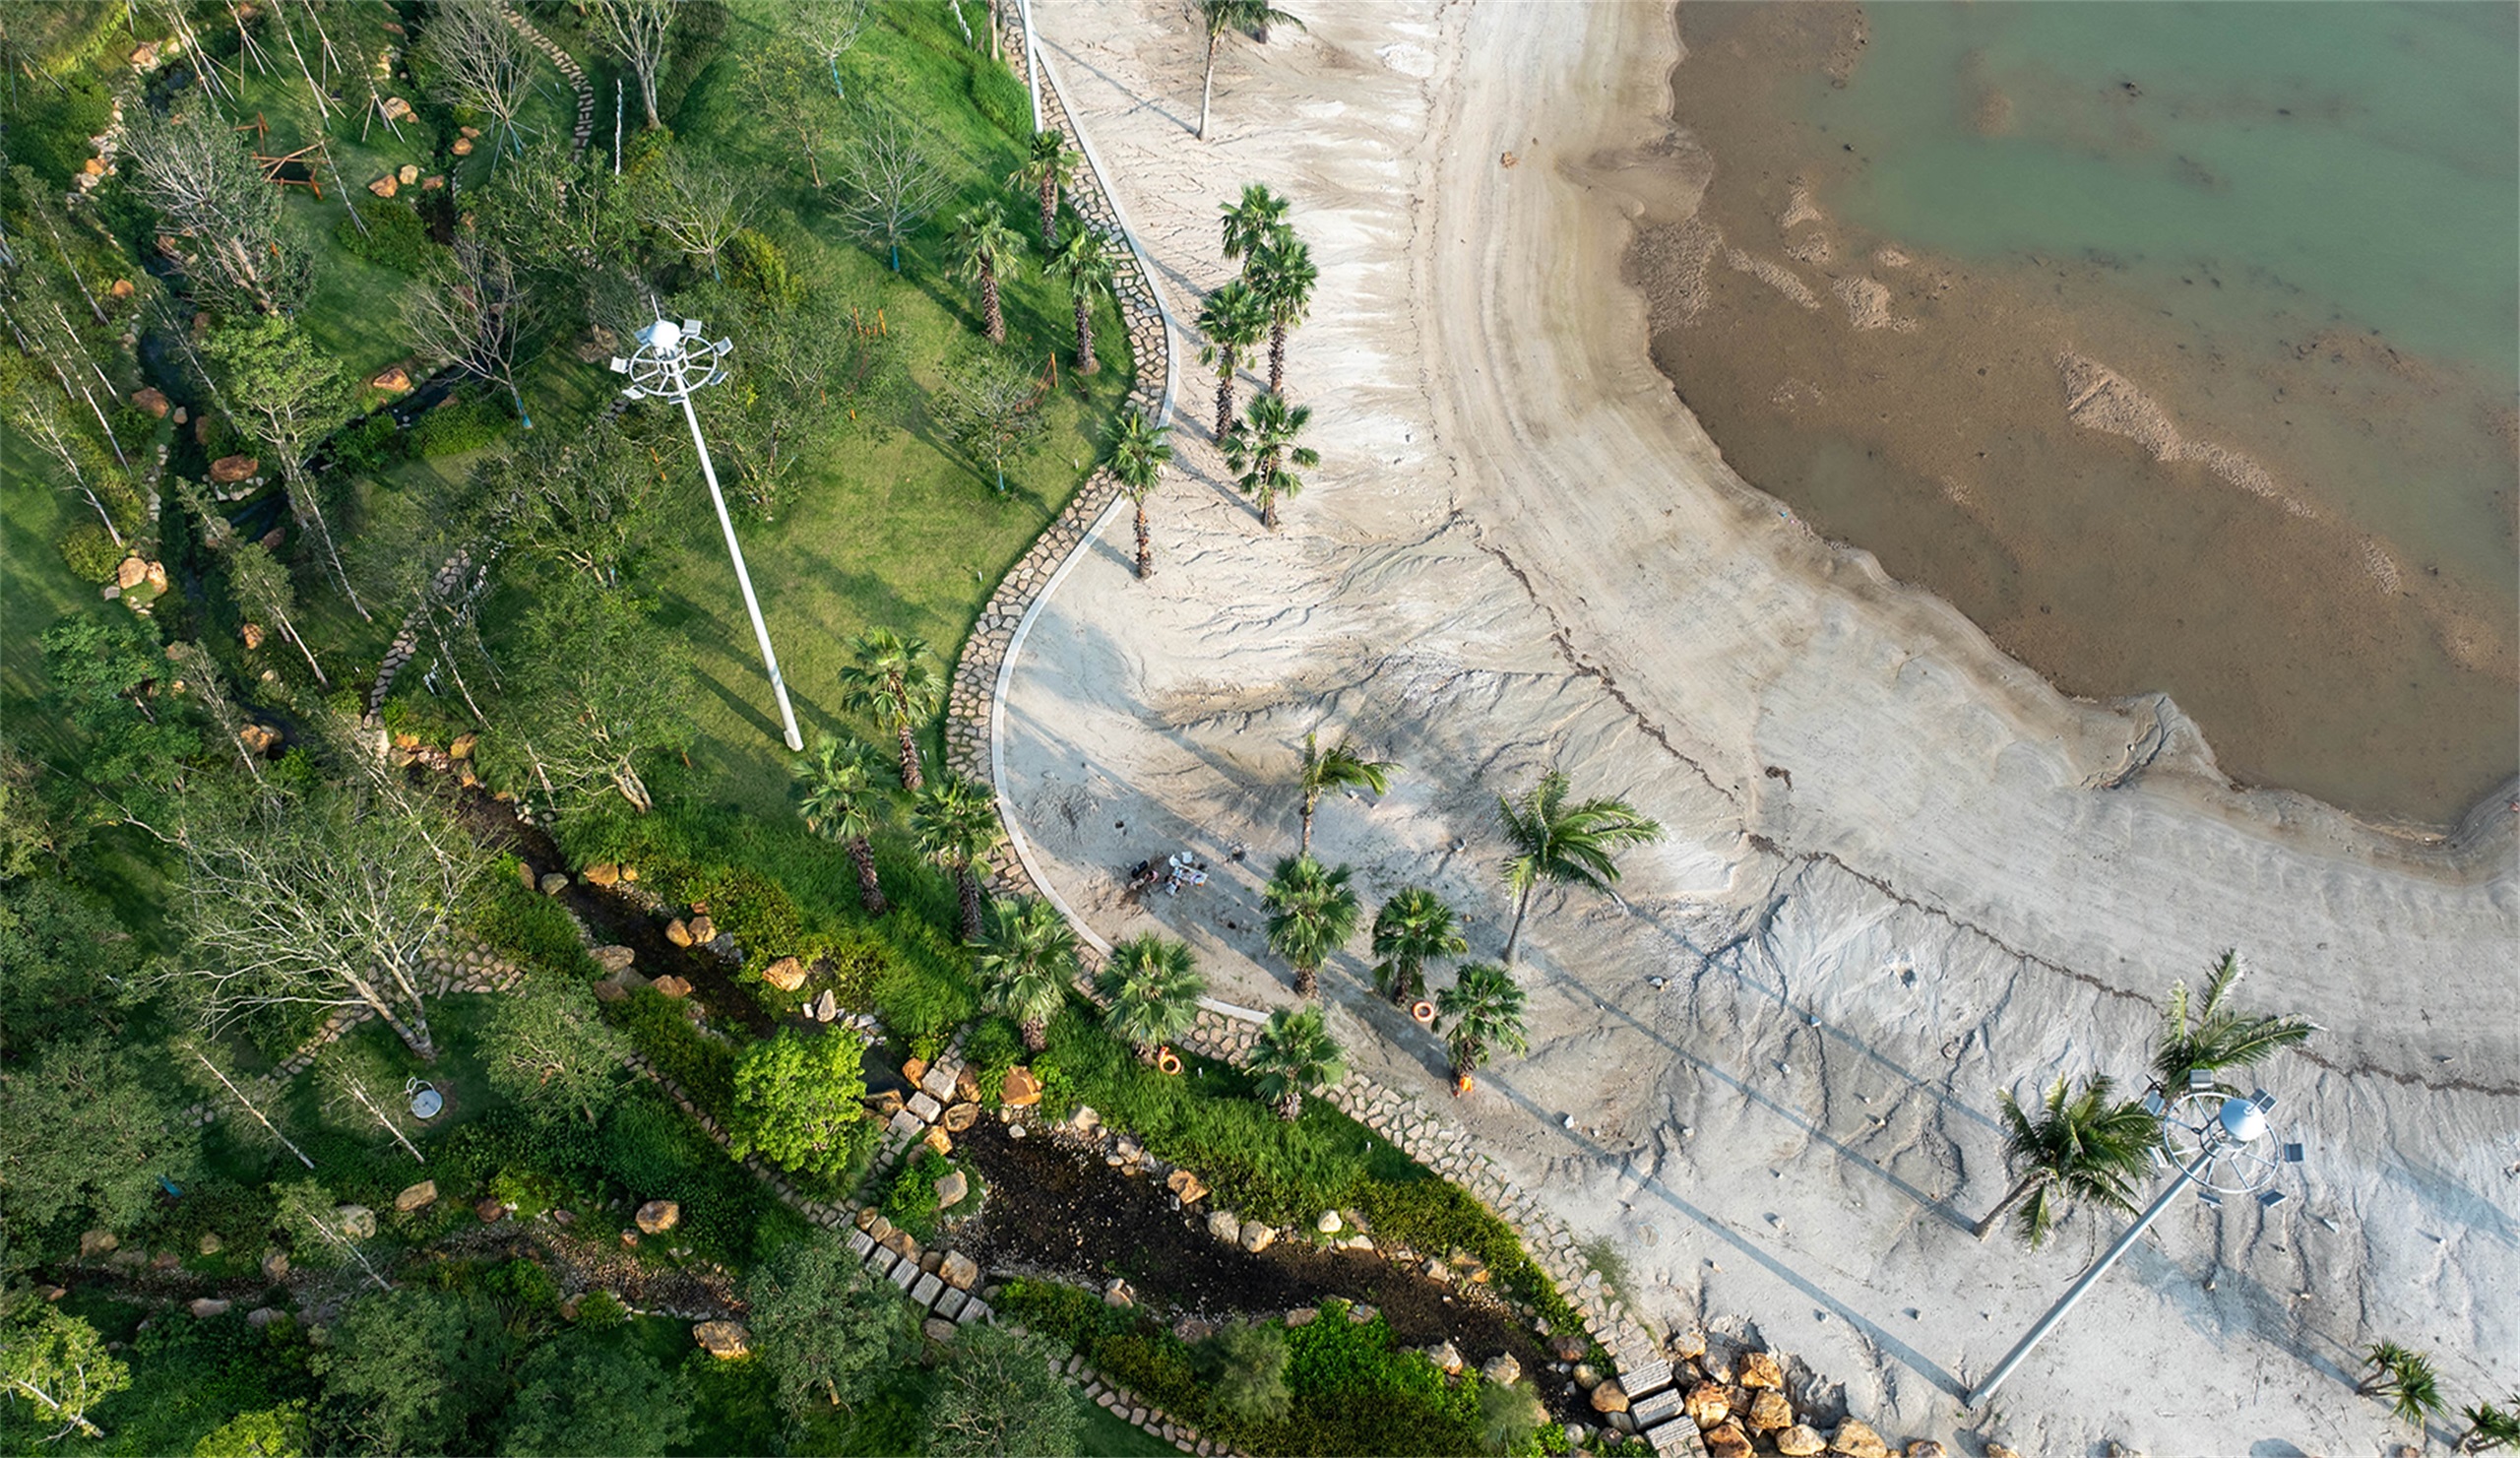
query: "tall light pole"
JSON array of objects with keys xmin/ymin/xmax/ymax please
[
  {"xmin": 611, "ymin": 317, "xmax": 805, "ymax": 753},
  {"xmin": 1969, "ymin": 1081, "xmax": 2306, "ymax": 1407}
]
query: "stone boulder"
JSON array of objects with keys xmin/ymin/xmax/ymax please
[
  {"xmin": 189, "ymin": 1298, "xmax": 231, "ymax": 1318},
  {"xmin": 594, "ymin": 980, "xmax": 628, "ymax": 1003},
  {"xmin": 635, "ymin": 1200, "xmax": 680, "ymax": 1235},
  {"xmin": 685, "ymin": 915, "xmax": 716, "ymax": 943},
  {"xmin": 540, "ymin": 873, "xmax": 569, "ymax": 896},
  {"xmin": 1166, "ymin": 1169, "xmax": 1207, "ymax": 1206},
  {"xmin": 335, "ymin": 1205, "xmax": 376, "ymax": 1239},
  {"xmin": 1668, "ymin": 1326, "xmax": 1707, "ymax": 1361},
  {"xmin": 1316, "ymin": 1210, "xmax": 1343, "ymax": 1234},
  {"xmin": 665, "ymin": 918, "xmax": 693, "ymax": 947},
  {"xmin": 1905, "ymin": 1444, "xmax": 1949, "ymax": 1458},
  {"xmin": 934, "ymin": 1172, "xmax": 969, "ymax": 1210},
  {"xmin": 1705, "ymin": 1421, "xmax": 1754, "ymax": 1458},
  {"xmin": 1238, "ymin": 1222, "xmax": 1277, "ymax": 1253},
  {"xmin": 395, "ymin": 1180, "xmax": 437, "ymax": 1213},
  {"xmin": 1740, "ymin": 1350, "xmax": 1785, "ymax": 1389},
  {"xmin": 1984, "ymin": 1446, "xmax": 2021, "ymax": 1458},
  {"xmin": 922, "ymin": 1315, "xmax": 956, "ymax": 1343},
  {"xmin": 1207, "ymin": 1211, "xmax": 1242, "ymax": 1246},
  {"xmin": 1572, "ymin": 1364, "xmax": 1602, "ymax": 1390},
  {"xmin": 381, "ymin": 95, "xmax": 413, "ymax": 120},
  {"xmin": 1549, "ymin": 1333, "xmax": 1588, "ymax": 1363},
  {"xmin": 80, "ymin": 1230, "xmax": 118, "ymax": 1259},
  {"xmin": 1001, "ymin": 1066, "xmax": 1040, "ymax": 1107},
  {"xmin": 245, "ymin": 1307, "xmax": 284, "ymax": 1329},
  {"xmin": 692, "ymin": 1320, "xmax": 749, "ymax": 1359},
  {"xmin": 240, "ymin": 623, "xmax": 266, "ymax": 650},
  {"xmin": 368, "ymin": 173, "xmax": 397, "ymax": 198},
  {"xmin": 582, "ymin": 862, "xmax": 621, "ymax": 888},
  {"xmin": 762, "ymin": 954, "xmax": 804, "ymax": 990},
  {"xmin": 942, "ymin": 1103, "xmax": 979, "ymax": 1132},
  {"xmin": 1067, "ymin": 1105, "xmax": 1100, "ymax": 1133},
  {"xmin": 1590, "ymin": 1380, "xmax": 1630, "ymax": 1415},
  {"xmin": 474, "ymin": 1198, "xmax": 506, "ymax": 1224},
  {"xmin": 938, "ymin": 1251, "xmax": 980, "ymax": 1291},
  {"xmin": 810, "ymin": 988, "xmax": 838, "ymax": 1022},
  {"xmin": 210, "ymin": 453, "xmax": 260, "ymax": 484},
  {"xmin": 396, "ymin": 163, "xmax": 419, "ymax": 185},
  {"xmin": 921, "ymin": 1127, "xmax": 953, "ymax": 1158},
  {"xmin": 1426, "ymin": 1341, "xmax": 1464, "ymax": 1375},
  {"xmin": 1482, "ymin": 1354, "xmax": 1521, "ymax": 1386},
  {"xmin": 1748, "ymin": 1390, "xmax": 1794, "ymax": 1433},
  {"xmin": 133, "ymin": 387, "xmax": 169, "ymax": 417},
  {"xmin": 368, "ymin": 365, "xmax": 410, "ymax": 393},
  {"xmin": 1698, "ymin": 1347, "xmax": 1736, "ymax": 1384},
  {"xmin": 1102, "ymin": 1277, "xmax": 1133, "ymax": 1308},
  {"xmin": 653, "ymin": 975, "xmax": 692, "ymax": 999},
  {"xmin": 1775, "ymin": 1427, "xmax": 1827, "ymax": 1458},
  {"xmin": 116, "ymin": 556, "xmax": 149, "ymax": 590},
  {"xmin": 238, "ymin": 724, "xmax": 280, "ymax": 755},
  {"xmin": 453, "ymin": 135, "xmax": 475, "ymax": 157},
  {"xmin": 261, "ymin": 1250, "xmax": 289, "ymax": 1281},
  {"xmin": 1829, "ymin": 1420, "xmax": 1890, "ymax": 1458},
  {"xmin": 198, "ymin": 1232, "xmax": 223, "ymax": 1255},
  {"xmin": 145, "ymin": 561, "xmax": 169, "ymax": 593},
  {"xmin": 1683, "ymin": 1382, "xmax": 1731, "ymax": 1428},
  {"xmin": 593, "ymin": 945, "xmax": 636, "ymax": 974}
]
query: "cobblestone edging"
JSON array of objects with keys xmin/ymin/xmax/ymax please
[{"xmin": 494, "ymin": 2, "xmax": 596, "ymax": 161}]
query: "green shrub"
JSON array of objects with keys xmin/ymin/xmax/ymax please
[
  {"xmin": 573, "ymin": 1290, "xmax": 626, "ymax": 1329},
  {"xmin": 6, "ymin": 70, "xmax": 114, "ymax": 186},
  {"xmin": 1197, "ymin": 1322, "xmax": 1291, "ymax": 1426},
  {"xmin": 968, "ymin": 57, "xmax": 1033, "ymax": 139},
  {"xmin": 1353, "ymin": 1177, "xmax": 1582, "ymax": 1339},
  {"xmin": 330, "ymin": 411, "xmax": 404, "ymax": 472},
  {"xmin": 603, "ymin": 987, "xmax": 735, "ymax": 1113},
  {"xmin": 473, "ymin": 863, "xmax": 598, "ymax": 976},
  {"xmin": 334, "ymin": 197, "xmax": 440, "ymax": 273},
  {"xmin": 57, "ymin": 523, "xmax": 124, "ymax": 583},
  {"xmin": 876, "ymin": 1147, "xmax": 982, "ymax": 1243},
  {"xmin": 408, "ymin": 393, "xmax": 511, "ymax": 456},
  {"xmin": 964, "ymin": 1017, "xmax": 1022, "ymax": 1104},
  {"xmin": 724, "ymin": 228, "xmax": 799, "ymax": 310},
  {"xmin": 481, "ymin": 1255, "xmax": 560, "ymax": 1321}
]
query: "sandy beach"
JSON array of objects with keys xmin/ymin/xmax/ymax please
[{"xmin": 1003, "ymin": 1, "xmax": 2519, "ymax": 1452}]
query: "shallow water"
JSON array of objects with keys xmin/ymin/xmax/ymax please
[{"xmin": 1644, "ymin": 1, "xmax": 2518, "ymax": 826}]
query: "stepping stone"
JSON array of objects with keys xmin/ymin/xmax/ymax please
[
  {"xmin": 887, "ymin": 1258, "xmax": 918, "ymax": 1291},
  {"xmin": 846, "ymin": 1230, "xmax": 874, "ymax": 1259}
]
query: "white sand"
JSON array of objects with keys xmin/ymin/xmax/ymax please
[{"xmin": 1005, "ymin": 2, "xmax": 2519, "ymax": 1451}]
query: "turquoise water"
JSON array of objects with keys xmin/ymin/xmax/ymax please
[{"xmin": 1814, "ymin": 2, "xmax": 2519, "ymax": 388}]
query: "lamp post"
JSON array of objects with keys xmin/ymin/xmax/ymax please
[
  {"xmin": 1968, "ymin": 1083, "xmax": 2306, "ymax": 1407},
  {"xmin": 610, "ymin": 317, "xmax": 805, "ymax": 753}
]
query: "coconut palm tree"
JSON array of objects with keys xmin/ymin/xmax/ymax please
[
  {"xmin": 2357, "ymin": 1343, "xmax": 2447, "ymax": 1432},
  {"xmin": 2458, "ymin": 1395, "xmax": 2520, "ymax": 1452},
  {"xmin": 1108, "ymin": 410, "xmax": 1172, "ymax": 580},
  {"xmin": 1435, "ymin": 963, "xmax": 1528, "ymax": 1091},
  {"xmin": 1196, "ymin": 0, "xmax": 1304, "ymax": 142},
  {"xmin": 1197, "ymin": 279, "xmax": 1267, "ymax": 441},
  {"xmin": 1095, "ymin": 932, "xmax": 1204, "ymax": 1063},
  {"xmin": 2149, "ymin": 951, "xmax": 2315, "ymax": 1098},
  {"xmin": 1972, "ymin": 1075, "xmax": 2158, "ymax": 1246},
  {"xmin": 1247, "ymin": 228, "xmax": 1314, "ymax": 395},
  {"xmin": 1008, "ymin": 129, "xmax": 1081, "ymax": 247},
  {"xmin": 1370, "ymin": 887, "xmax": 1465, "ymax": 1006},
  {"xmin": 1495, "ymin": 770, "xmax": 1663, "ymax": 967},
  {"xmin": 1220, "ymin": 183, "xmax": 1290, "ymax": 270},
  {"xmin": 1260, "ymin": 854, "xmax": 1358, "ymax": 997},
  {"xmin": 1223, "ymin": 390, "xmax": 1317, "ymax": 530},
  {"xmin": 975, "ymin": 896, "xmax": 1077, "ymax": 1051},
  {"xmin": 1047, "ymin": 222, "xmax": 1114, "ymax": 377},
  {"xmin": 839, "ymin": 627, "xmax": 942, "ymax": 792},
  {"xmin": 1249, "ymin": 1006, "xmax": 1343, "ymax": 1120},
  {"xmin": 949, "ymin": 206, "xmax": 1026, "ymax": 346},
  {"xmin": 1294, "ymin": 731, "xmax": 1396, "ymax": 854},
  {"xmin": 794, "ymin": 733, "xmax": 896, "ymax": 916},
  {"xmin": 912, "ymin": 774, "xmax": 1004, "ymax": 941}
]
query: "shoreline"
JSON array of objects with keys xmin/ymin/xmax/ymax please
[{"xmin": 1002, "ymin": 0, "xmax": 2516, "ymax": 1451}]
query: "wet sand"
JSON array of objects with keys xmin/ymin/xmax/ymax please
[{"xmin": 1641, "ymin": 2, "xmax": 2518, "ymax": 827}]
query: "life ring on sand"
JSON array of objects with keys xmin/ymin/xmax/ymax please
[
  {"xmin": 1156, "ymin": 1047, "xmax": 1183, "ymax": 1076},
  {"xmin": 1410, "ymin": 999, "xmax": 1436, "ymax": 1026}
]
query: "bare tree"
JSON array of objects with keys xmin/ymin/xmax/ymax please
[
  {"xmin": 272, "ymin": 1179, "xmax": 392, "ymax": 1291},
  {"xmin": 589, "ymin": 0, "xmax": 674, "ymax": 130},
  {"xmin": 179, "ymin": 1039, "xmax": 317, "ymax": 1170},
  {"xmin": 830, "ymin": 117, "xmax": 951, "ymax": 272},
  {"xmin": 118, "ymin": 101, "xmax": 309, "ymax": 315},
  {"xmin": 636, "ymin": 150, "xmax": 753, "ymax": 280},
  {"xmin": 316, "ymin": 1046, "xmax": 425, "ymax": 1163},
  {"xmin": 930, "ymin": 351, "xmax": 1046, "ymax": 495},
  {"xmin": 416, "ymin": 0, "xmax": 536, "ymax": 162},
  {"xmin": 402, "ymin": 234, "xmax": 540, "ymax": 428},
  {"xmin": 741, "ymin": 38, "xmax": 831, "ymax": 186},
  {"xmin": 794, "ymin": 0, "xmax": 870, "ymax": 98},
  {"xmin": 225, "ymin": 539, "xmax": 332, "ymax": 685},
  {"xmin": 0, "ymin": 379, "xmax": 124, "ymax": 547},
  {"xmin": 164, "ymin": 642, "xmax": 270, "ymax": 790},
  {"xmin": 170, "ymin": 774, "xmax": 494, "ymax": 1062}
]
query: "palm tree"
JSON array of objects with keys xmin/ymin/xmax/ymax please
[
  {"xmin": 1495, "ymin": 770, "xmax": 1663, "ymax": 967},
  {"xmin": 1095, "ymin": 932, "xmax": 1204, "ymax": 1063},
  {"xmin": 839, "ymin": 628, "xmax": 942, "ymax": 792},
  {"xmin": 950, "ymin": 206, "xmax": 1026, "ymax": 346},
  {"xmin": 1435, "ymin": 963, "xmax": 1528, "ymax": 1091},
  {"xmin": 1197, "ymin": 279, "xmax": 1267, "ymax": 441},
  {"xmin": 1196, "ymin": 0, "xmax": 1304, "ymax": 142},
  {"xmin": 2149, "ymin": 951, "xmax": 2315, "ymax": 1097},
  {"xmin": 1046, "ymin": 222, "xmax": 1114, "ymax": 377},
  {"xmin": 1108, "ymin": 411, "xmax": 1172, "ymax": 580},
  {"xmin": 2358, "ymin": 1343, "xmax": 2447, "ymax": 1432},
  {"xmin": 1249, "ymin": 1006, "xmax": 1343, "ymax": 1120},
  {"xmin": 1971, "ymin": 1075, "xmax": 2159, "ymax": 1246},
  {"xmin": 975, "ymin": 896, "xmax": 1077, "ymax": 1052},
  {"xmin": 1008, "ymin": 129, "xmax": 1081, "ymax": 247},
  {"xmin": 2458, "ymin": 1395, "xmax": 2520, "ymax": 1452},
  {"xmin": 1223, "ymin": 390, "xmax": 1317, "ymax": 530},
  {"xmin": 1369, "ymin": 887, "xmax": 1464, "ymax": 1006},
  {"xmin": 1260, "ymin": 855, "xmax": 1358, "ymax": 997},
  {"xmin": 1220, "ymin": 183, "xmax": 1290, "ymax": 270},
  {"xmin": 1247, "ymin": 228, "xmax": 1315, "ymax": 395},
  {"xmin": 794, "ymin": 733, "xmax": 896, "ymax": 916},
  {"xmin": 913, "ymin": 774, "xmax": 1004, "ymax": 941},
  {"xmin": 1294, "ymin": 731, "xmax": 1396, "ymax": 854}
]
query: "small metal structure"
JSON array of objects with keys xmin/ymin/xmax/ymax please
[
  {"xmin": 406, "ymin": 1077, "xmax": 444, "ymax": 1121},
  {"xmin": 611, "ymin": 317, "xmax": 805, "ymax": 753}
]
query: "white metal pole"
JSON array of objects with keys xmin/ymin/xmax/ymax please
[
  {"xmin": 1016, "ymin": 0, "xmax": 1043, "ymax": 132},
  {"xmin": 672, "ymin": 368, "xmax": 804, "ymax": 753}
]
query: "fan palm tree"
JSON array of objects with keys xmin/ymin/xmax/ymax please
[
  {"xmin": 1261, "ymin": 854, "xmax": 1359, "ymax": 997},
  {"xmin": 1008, "ymin": 129, "xmax": 1081, "ymax": 247},
  {"xmin": 1495, "ymin": 770, "xmax": 1663, "ymax": 967},
  {"xmin": 2458, "ymin": 1395, "xmax": 2520, "ymax": 1452},
  {"xmin": 2149, "ymin": 951, "xmax": 2315, "ymax": 1097},
  {"xmin": 1047, "ymin": 222, "xmax": 1115, "ymax": 377},
  {"xmin": 2357, "ymin": 1343, "xmax": 2446, "ymax": 1432},
  {"xmin": 839, "ymin": 627, "xmax": 942, "ymax": 792},
  {"xmin": 1197, "ymin": 279, "xmax": 1268, "ymax": 440},
  {"xmin": 1108, "ymin": 410, "xmax": 1172, "ymax": 580},
  {"xmin": 794, "ymin": 733, "xmax": 896, "ymax": 916},
  {"xmin": 1369, "ymin": 887, "xmax": 1465, "ymax": 1005},
  {"xmin": 1223, "ymin": 390, "xmax": 1317, "ymax": 530},
  {"xmin": 1249, "ymin": 1006, "xmax": 1343, "ymax": 1120},
  {"xmin": 949, "ymin": 206, "xmax": 1026, "ymax": 346},
  {"xmin": 1294, "ymin": 731, "xmax": 1396, "ymax": 854},
  {"xmin": 1095, "ymin": 932, "xmax": 1204, "ymax": 1062},
  {"xmin": 1247, "ymin": 228, "xmax": 1314, "ymax": 395},
  {"xmin": 975, "ymin": 896, "xmax": 1077, "ymax": 1051},
  {"xmin": 1435, "ymin": 963, "xmax": 1528, "ymax": 1090},
  {"xmin": 1196, "ymin": 0, "xmax": 1304, "ymax": 141},
  {"xmin": 1972, "ymin": 1075, "xmax": 2159, "ymax": 1246},
  {"xmin": 1220, "ymin": 183, "xmax": 1290, "ymax": 270},
  {"xmin": 912, "ymin": 774, "xmax": 1004, "ymax": 940}
]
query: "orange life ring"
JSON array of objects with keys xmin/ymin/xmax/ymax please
[
  {"xmin": 1453, "ymin": 1074, "xmax": 1475, "ymax": 1097},
  {"xmin": 1156, "ymin": 1048, "xmax": 1183, "ymax": 1076},
  {"xmin": 1410, "ymin": 999, "xmax": 1436, "ymax": 1025}
]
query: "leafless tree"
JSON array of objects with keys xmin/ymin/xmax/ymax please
[
  {"xmin": 416, "ymin": 0, "xmax": 536, "ymax": 162},
  {"xmin": 178, "ymin": 1040, "xmax": 318, "ymax": 1170},
  {"xmin": 169, "ymin": 773, "xmax": 494, "ymax": 1062},
  {"xmin": 119, "ymin": 101, "xmax": 308, "ymax": 315},
  {"xmin": 316, "ymin": 1046, "xmax": 425, "ymax": 1163},
  {"xmin": 830, "ymin": 117, "xmax": 951, "ymax": 273},
  {"xmin": 794, "ymin": 0, "xmax": 870, "ymax": 98},
  {"xmin": 636, "ymin": 150, "xmax": 754, "ymax": 280},
  {"xmin": 589, "ymin": 0, "xmax": 674, "ymax": 129},
  {"xmin": 402, "ymin": 234, "xmax": 540, "ymax": 427},
  {"xmin": 0, "ymin": 384, "xmax": 124, "ymax": 547},
  {"xmin": 163, "ymin": 642, "xmax": 270, "ymax": 789}
]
